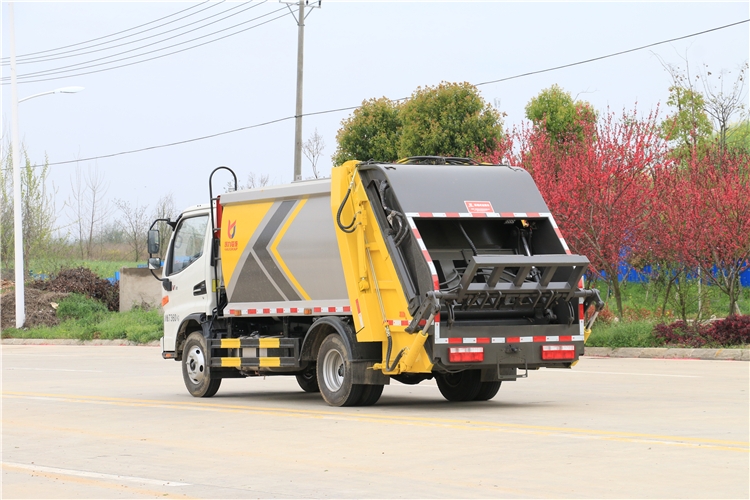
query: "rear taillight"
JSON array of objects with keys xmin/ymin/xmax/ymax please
[
  {"xmin": 448, "ymin": 347, "xmax": 484, "ymax": 363},
  {"xmin": 541, "ymin": 345, "xmax": 576, "ymax": 360}
]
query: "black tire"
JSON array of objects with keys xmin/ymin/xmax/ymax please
[
  {"xmin": 295, "ymin": 365, "xmax": 320, "ymax": 393},
  {"xmin": 357, "ymin": 384, "xmax": 384, "ymax": 406},
  {"xmin": 474, "ymin": 381, "xmax": 502, "ymax": 401},
  {"xmin": 316, "ymin": 334, "xmax": 363, "ymax": 407},
  {"xmin": 182, "ymin": 332, "xmax": 221, "ymax": 398},
  {"xmin": 435, "ymin": 370, "xmax": 482, "ymax": 402}
]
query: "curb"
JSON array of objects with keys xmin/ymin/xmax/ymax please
[
  {"xmin": 584, "ymin": 347, "xmax": 749, "ymax": 361},
  {"xmin": 1, "ymin": 339, "xmax": 160, "ymax": 347},
  {"xmin": 2, "ymin": 339, "xmax": 747, "ymax": 360}
]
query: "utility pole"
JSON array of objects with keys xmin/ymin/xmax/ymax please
[
  {"xmin": 283, "ymin": 0, "xmax": 320, "ymax": 181},
  {"xmin": 293, "ymin": 0, "xmax": 305, "ymax": 181},
  {"xmin": 9, "ymin": 2, "xmax": 25, "ymax": 329}
]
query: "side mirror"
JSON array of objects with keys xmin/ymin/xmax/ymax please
[
  {"xmin": 148, "ymin": 257, "xmax": 162, "ymax": 270},
  {"xmin": 147, "ymin": 229, "xmax": 160, "ymax": 255}
]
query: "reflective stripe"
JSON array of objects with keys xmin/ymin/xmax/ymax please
[
  {"xmin": 220, "ymin": 357, "xmax": 241, "ymax": 367},
  {"xmin": 258, "ymin": 338, "xmax": 280, "ymax": 349},
  {"xmin": 259, "ymin": 357, "xmax": 281, "ymax": 367},
  {"xmin": 220, "ymin": 338, "xmax": 241, "ymax": 349}
]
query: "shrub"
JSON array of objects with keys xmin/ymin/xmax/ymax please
[
  {"xmin": 706, "ymin": 315, "xmax": 750, "ymax": 346},
  {"xmin": 653, "ymin": 316, "xmax": 750, "ymax": 347}
]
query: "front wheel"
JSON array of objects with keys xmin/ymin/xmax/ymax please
[
  {"xmin": 435, "ymin": 370, "xmax": 481, "ymax": 402},
  {"xmin": 182, "ymin": 332, "xmax": 221, "ymax": 398},
  {"xmin": 316, "ymin": 334, "xmax": 363, "ymax": 407}
]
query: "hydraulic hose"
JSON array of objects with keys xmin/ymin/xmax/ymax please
[{"xmin": 336, "ymin": 186, "xmax": 357, "ymax": 233}]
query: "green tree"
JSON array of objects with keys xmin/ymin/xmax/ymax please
[
  {"xmin": 724, "ymin": 120, "xmax": 750, "ymax": 153},
  {"xmin": 398, "ymin": 82, "xmax": 504, "ymax": 158},
  {"xmin": 332, "ymin": 97, "xmax": 402, "ymax": 165},
  {"xmin": 659, "ymin": 85, "xmax": 713, "ymax": 157},
  {"xmin": 525, "ymin": 84, "xmax": 597, "ymax": 144},
  {"xmin": 0, "ymin": 146, "xmax": 57, "ymax": 273}
]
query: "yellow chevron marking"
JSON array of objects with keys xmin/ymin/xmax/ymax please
[
  {"xmin": 220, "ymin": 358, "xmax": 241, "ymax": 368},
  {"xmin": 220, "ymin": 201, "xmax": 273, "ymax": 289},
  {"xmin": 270, "ymin": 198, "xmax": 312, "ymax": 300},
  {"xmin": 259, "ymin": 357, "xmax": 281, "ymax": 367},
  {"xmin": 220, "ymin": 339, "xmax": 241, "ymax": 349},
  {"xmin": 258, "ymin": 338, "xmax": 280, "ymax": 349}
]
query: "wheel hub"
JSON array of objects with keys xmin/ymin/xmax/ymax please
[
  {"xmin": 186, "ymin": 346, "xmax": 206, "ymax": 385},
  {"xmin": 322, "ymin": 349, "xmax": 344, "ymax": 392}
]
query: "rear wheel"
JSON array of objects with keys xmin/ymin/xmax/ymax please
[
  {"xmin": 357, "ymin": 384, "xmax": 384, "ymax": 406},
  {"xmin": 316, "ymin": 334, "xmax": 363, "ymax": 407},
  {"xmin": 295, "ymin": 365, "xmax": 320, "ymax": 393},
  {"xmin": 435, "ymin": 370, "xmax": 481, "ymax": 402},
  {"xmin": 474, "ymin": 381, "xmax": 502, "ymax": 401},
  {"xmin": 182, "ymin": 332, "xmax": 221, "ymax": 398}
]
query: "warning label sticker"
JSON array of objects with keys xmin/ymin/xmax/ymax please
[{"xmin": 464, "ymin": 201, "xmax": 494, "ymax": 214}]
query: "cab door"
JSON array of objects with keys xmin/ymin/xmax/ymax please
[{"xmin": 162, "ymin": 211, "xmax": 212, "ymax": 353}]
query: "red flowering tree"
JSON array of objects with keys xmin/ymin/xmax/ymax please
[
  {"xmin": 503, "ymin": 108, "xmax": 669, "ymax": 317},
  {"xmin": 654, "ymin": 145, "xmax": 750, "ymax": 316}
]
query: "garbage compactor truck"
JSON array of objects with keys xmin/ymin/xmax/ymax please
[{"xmin": 148, "ymin": 157, "xmax": 603, "ymax": 407}]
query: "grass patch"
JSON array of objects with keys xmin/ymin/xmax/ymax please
[
  {"xmin": 586, "ymin": 321, "xmax": 664, "ymax": 348},
  {"xmin": 589, "ymin": 279, "xmax": 750, "ymax": 321},
  {"xmin": 57, "ymin": 293, "xmax": 108, "ymax": 320}
]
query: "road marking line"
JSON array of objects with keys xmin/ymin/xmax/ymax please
[
  {"xmin": 4, "ymin": 391, "xmax": 747, "ymax": 452},
  {"xmin": 4, "ymin": 367, "xmax": 103, "ymax": 373},
  {"xmin": 1, "ymin": 461, "xmax": 190, "ymax": 486}
]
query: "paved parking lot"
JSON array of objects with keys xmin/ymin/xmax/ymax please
[{"xmin": 2, "ymin": 344, "xmax": 748, "ymax": 498}]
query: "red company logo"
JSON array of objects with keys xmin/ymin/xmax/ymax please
[{"xmin": 227, "ymin": 219, "xmax": 237, "ymax": 239}]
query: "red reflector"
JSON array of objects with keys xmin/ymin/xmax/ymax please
[
  {"xmin": 214, "ymin": 196, "xmax": 223, "ymax": 239},
  {"xmin": 448, "ymin": 347, "xmax": 484, "ymax": 363},
  {"xmin": 541, "ymin": 345, "xmax": 576, "ymax": 360}
]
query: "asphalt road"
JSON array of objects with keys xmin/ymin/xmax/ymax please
[{"xmin": 2, "ymin": 345, "xmax": 748, "ymax": 499}]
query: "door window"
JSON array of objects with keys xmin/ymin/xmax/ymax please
[{"xmin": 168, "ymin": 215, "xmax": 209, "ymax": 276}]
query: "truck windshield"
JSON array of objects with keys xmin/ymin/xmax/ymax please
[{"xmin": 168, "ymin": 215, "xmax": 209, "ymax": 276}]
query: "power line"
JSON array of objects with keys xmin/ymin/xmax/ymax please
[
  {"xmin": 4, "ymin": 1, "xmax": 255, "ymax": 67},
  {"xmin": 0, "ymin": 1, "xmax": 216, "ymax": 62},
  {"xmin": 4, "ymin": 3, "xmax": 278, "ymax": 81},
  {"xmin": 1, "ymin": 7, "xmax": 291, "ymax": 85},
  {"xmin": 16, "ymin": 18, "xmax": 749, "ymax": 170},
  {"xmin": 474, "ymin": 19, "xmax": 750, "ymax": 87}
]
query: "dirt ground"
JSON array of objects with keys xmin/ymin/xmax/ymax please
[
  {"xmin": 1, "ymin": 267, "xmax": 118, "ymax": 330},
  {"xmin": 1, "ymin": 287, "xmax": 69, "ymax": 330}
]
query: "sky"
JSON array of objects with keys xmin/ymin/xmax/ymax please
[{"xmin": 1, "ymin": 1, "xmax": 749, "ymax": 236}]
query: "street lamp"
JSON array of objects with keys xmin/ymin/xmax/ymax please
[
  {"xmin": 19, "ymin": 86, "xmax": 85, "ymax": 103},
  {"xmin": 9, "ymin": 4, "xmax": 84, "ymax": 328}
]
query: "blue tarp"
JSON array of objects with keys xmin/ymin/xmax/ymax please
[{"xmin": 599, "ymin": 264, "xmax": 750, "ymax": 287}]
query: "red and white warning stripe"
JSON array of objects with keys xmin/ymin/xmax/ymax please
[
  {"xmin": 434, "ymin": 335, "xmax": 585, "ymax": 345},
  {"xmin": 407, "ymin": 217, "xmax": 440, "ymax": 291},
  {"xmin": 405, "ymin": 211, "xmax": 549, "ymax": 219},
  {"xmin": 546, "ymin": 215, "xmax": 573, "ymax": 255},
  {"xmin": 228, "ymin": 305, "xmax": 351, "ymax": 316},
  {"xmin": 386, "ymin": 319, "xmax": 411, "ymax": 326}
]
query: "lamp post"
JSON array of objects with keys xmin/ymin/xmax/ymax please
[{"xmin": 9, "ymin": 3, "xmax": 84, "ymax": 328}]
